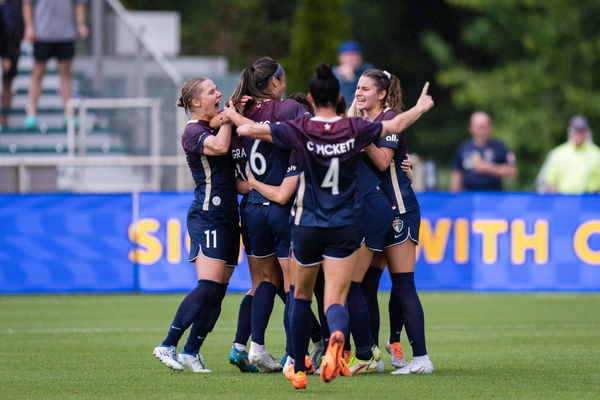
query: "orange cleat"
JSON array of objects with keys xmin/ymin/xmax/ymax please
[
  {"xmin": 289, "ymin": 370, "xmax": 307, "ymax": 390},
  {"xmin": 320, "ymin": 330, "xmax": 345, "ymax": 383},
  {"xmin": 343, "ymin": 349, "xmax": 352, "ymax": 362},
  {"xmin": 338, "ymin": 357, "xmax": 352, "ymax": 377},
  {"xmin": 305, "ymin": 355, "xmax": 315, "ymax": 374}
]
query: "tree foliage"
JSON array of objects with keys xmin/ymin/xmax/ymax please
[
  {"xmin": 121, "ymin": 0, "xmax": 295, "ymax": 68},
  {"xmin": 423, "ymin": 0, "xmax": 600, "ymax": 188},
  {"xmin": 283, "ymin": 0, "xmax": 350, "ymax": 94}
]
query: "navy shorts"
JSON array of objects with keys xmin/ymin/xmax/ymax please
[
  {"xmin": 245, "ymin": 202, "xmax": 292, "ymax": 259},
  {"xmin": 361, "ymin": 188, "xmax": 394, "ymax": 252},
  {"xmin": 0, "ymin": 32, "xmax": 21, "ymax": 80},
  {"xmin": 291, "ymin": 224, "xmax": 362, "ymax": 267},
  {"xmin": 384, "ymin": 208, "xmax": 420, "ymax": 247},
  {"xmin": 33, "ymin": 41, "xmax": 75, "ymax": 61},
  {"xmin": 187, "ymin": 207, "xmax": 240, "ymax": 267}
]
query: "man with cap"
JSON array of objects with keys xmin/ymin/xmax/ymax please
[
  {"xmin": 541, "ymin": 116, "xmax": 600, "ymax": 194},
  {"xmin": 333, "ymin": 40, "xmax": 373, "ymax": 104}
]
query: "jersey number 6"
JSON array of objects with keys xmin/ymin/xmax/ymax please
[
  {"xmin": 321, "ymin": 157, "xmax": 340, "ymax": 195},
  {"xmin": 250, "ymin": 139, "xmax": 267, "ymax": 175}
]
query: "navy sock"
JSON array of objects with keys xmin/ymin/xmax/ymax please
[
  {"xmin": 291, "ymin": 298, "xmax": 312, "ymax": 373},
  {"xmin": 283, "ymin": 285, "xmax": 294, "ymax": 356},
  {"xmin": 162, "ymin": 279, "xmax": 220, "ymax": 348},
  {"xmin": 251, "ymin": 281, "xmax": 277, "ymax": 345},
  {"xmin": 234, "ymin": 294, "xmax": 253, "ymax": 345},
  {"xmin": 361, "ymin": 266, "xmax": 382, "ymax": 346},
  {"xmin": 310, "ymin": 310, "xmax": 322, "ymax": 343},
  {"xmin": 314, "ymin": 269, "xmax": 330, "ymax": 342},
  {"xmin": 388, "ymin": 290, "xmax": 403, "ymax": 343},
  {"xmin": 182, "ymin": 281, "xmax": 224, "ymax": 354},
  {"xmin": 325, "ymin": 303, "xmax": 349, "ymax": 337},
  {"xmin": 348, "ymin": 282, "xmax": 373, "ymax": 360},
  {"xmin": 276, "ymin": 284, "xmax": 287, "ymax": 302},
  {"xmin": 391, "ymin": 272, "xmax": 427, "ymax": 356},
  {"xmin": 207, "ymin": 283, "xmax": 228, "ymax": 333}
]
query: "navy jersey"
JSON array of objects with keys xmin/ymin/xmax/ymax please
[
  {"xmin": 243, "ymin": 99, "xmax": 310, "ymax": 204},
  {"xmin": 181, "ymin": 120, "xmax": 237, "ymax": 211},
  {"xmin": 371, "ymin": 108, "xmax": 419, "ymax": 214},
  {"xmin": 230, "ymin": 133, "xmax": 248, "ymax": 182},
  {"xmin": 357, "ymin": 154, "xmax": 381, "ymax": 197},
  {"xmin": 452, "ymin": 138, "xmax": 514, "ymax": 191},
  {"xmin": 271, "ymin": 116, "xmax": 382, "ymax": 227}
]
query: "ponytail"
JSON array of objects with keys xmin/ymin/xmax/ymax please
[{"xmin": 229, "ymin": 57, "xmax": 282, "ymax": 111}]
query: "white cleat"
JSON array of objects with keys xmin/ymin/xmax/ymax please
[
  {"xmin": 178, "ymin": 352, "xmax": 212, "ymax": 373},
  {"xmin": 386, "ymin": 341, "xmax": 409, "ymax": 369},
  {"xmin": 376, "ymin": 359, "xmax": 385, "ymax": 373},
  {"xmin": 391, "ymin": 356, "xmax": 434, "ymax": 375},
  {"xmin": 248, "ymin": 343, "xmax": 283, "ymax": 372},
  {"xmin": 310, "ymin": 339, "xmax": 324, "ymax": 367},
  {"xmin": 153, "ymin": 345, "xmax": 183, "ymax": 371}
]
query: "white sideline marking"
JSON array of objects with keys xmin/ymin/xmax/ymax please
[{"xmin": 1, "ymin": 323, "xmax": 597, "ymax": 335}]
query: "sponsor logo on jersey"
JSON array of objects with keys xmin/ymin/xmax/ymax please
[{"xmin": 212, "ymin": 196, "xmax": 221, "ymax": 206}]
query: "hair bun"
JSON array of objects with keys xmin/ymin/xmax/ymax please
[
  {"xmin": 315, "ymin": 63, "xmax": 334, "ymax": 79},
  {"xmin": 176, "ymin": 96, "xmax": 185, "ymax": 108}
]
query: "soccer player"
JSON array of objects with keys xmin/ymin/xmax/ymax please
[
  {"xmin": 355, "ymin": 68, "xmax": 434, "ymax": 374},
  {"xmin": 227, "ymin": 57, "xmax": 311, "ymax": 372},
  {"xmin": 223, "ymin": 95, "xmax": 322, "ymax": 374},
  {"xmin": 226, "ymin": 129, "xmax": 260, "ymax": 373},
  {"xmin": 152, "ymin": 78, "xmax": 239, "ymax": 373},
  {"xmin": 237, "ymin": 63, "xmax": 434, "ymax": 389}
]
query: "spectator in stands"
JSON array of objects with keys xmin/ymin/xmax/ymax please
[
  {"xmin": 450, "ymin": 111, "xmax": 517, "ymax": 192},
  {"xmin": 333, "ymin": 40, "xmax": 373, "ymax": 104},
  {"xmin": 0, "ymin": 0, "xmax": 23, "ymax": 127},
  {"xmin": 22, "ymin": 0, "xmax": 89, "ymax": 129},
  {"xmin": 539, "ymin": 116, "xmax": 600, "ymax": 194}
]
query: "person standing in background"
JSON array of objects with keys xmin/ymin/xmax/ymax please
[
  {"xmin": 0, "ymin": 0, "xmax": 23, "ymax": 127},
  {"xmin": 450, "ymin": 111, "xmax": 517, "ymax": 192},
  {"xmin": 540, "ymin": 116, "xmax": 600, "ymax": 194},
  {"xmin": 22, "ymin": 0, "xmax": 88, "ymax": 129},
  {"xmin": 333, "ymin": 41, "xmax": 373, "ymax": 105}
]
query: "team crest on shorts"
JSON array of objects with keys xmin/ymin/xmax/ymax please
[
  {"xmin": 212, "ymin": 196, "xmax": 221, "ymax": 206},
  {"xmin": 392, "ymin": 217, "xmax": 403, "ymax": 233}
]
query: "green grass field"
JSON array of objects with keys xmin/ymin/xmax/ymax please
[{"xmin": 2, "ymin": 292, "xmax": 599, "ymax": 399}]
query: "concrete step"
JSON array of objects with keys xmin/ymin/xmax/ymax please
[{"xmin": 0, "ymin": 143, "xmax": 127, "ymax": 154}]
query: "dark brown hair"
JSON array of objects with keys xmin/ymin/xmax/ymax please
[
  {"xmin": 229, "ymin": 57, "xmax": 283, "ymax": 110},
  {"xmin": 361, "ymin": 69, "xmax": 403, "ymax": 111}
]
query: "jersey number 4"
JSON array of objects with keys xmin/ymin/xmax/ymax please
[{"xmin": 321, "ymin": 157, "xmax": 340, "ymax": 195}]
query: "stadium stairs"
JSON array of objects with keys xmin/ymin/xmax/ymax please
[{"xmin": 0, "ymin": 49, "xmax": 137, "ymax": 192}]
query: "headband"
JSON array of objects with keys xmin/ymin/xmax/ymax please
[
  {"xmin": 383, "ymin": 70, "xmax": 391, "ymax": 79},
  {"xmin": 268, "ymin": 63, "xmax": 284, "ymax": 82}
]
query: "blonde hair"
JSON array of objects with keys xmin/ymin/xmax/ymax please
[{"xmin": 176, "ymin": 77, "xmax": 207, "ymax": 114}]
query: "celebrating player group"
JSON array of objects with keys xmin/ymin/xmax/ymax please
[{"xmin": 152, "ymin": 56, "xmax": 435, "ymax": 390}]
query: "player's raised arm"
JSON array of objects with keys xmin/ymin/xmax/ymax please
[
  {"xmin": 380, "ymin": 82, "xmax": 434, "ymax": 137},
  {"xmin": 236, "ymin": 123, "xmax": 274, "ymax": 143}
]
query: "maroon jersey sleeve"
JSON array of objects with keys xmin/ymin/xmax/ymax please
[{"xmin": 350, "ymin": 118, "xmax": 383, "ymax": 150}]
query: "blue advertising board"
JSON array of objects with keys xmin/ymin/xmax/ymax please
[{"xmin": 0, "ymin": 192, "xmax": 598, "ymax": 294}]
